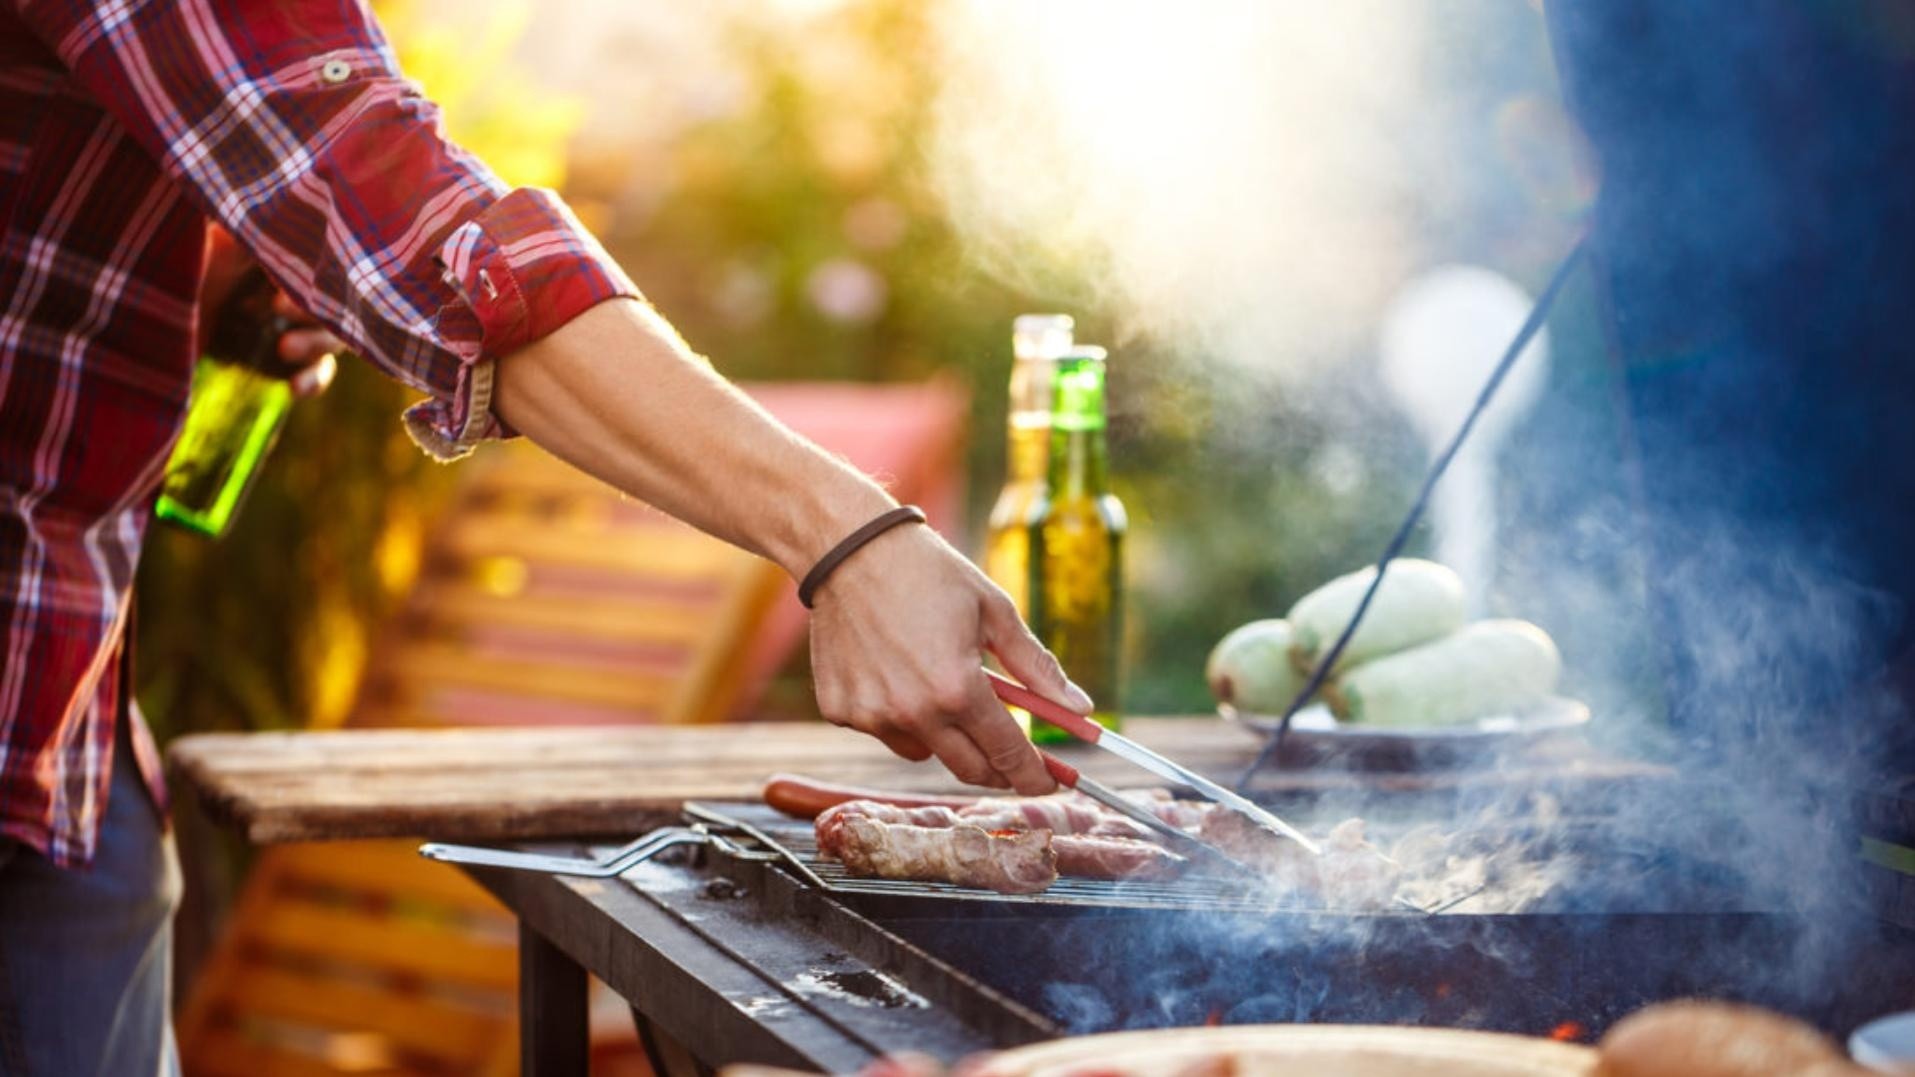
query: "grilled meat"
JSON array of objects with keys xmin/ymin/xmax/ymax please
[
  {"xmin": 787, "ymin": 775, "xmax": 1399, "ymax": 903},
  {"xmin": 1051, "ymin": 834, "xmax": 1187, "ymax": 881},
  {"xmin": 817, "ymin": 800, "xmax": 1185, "ymax": 887},
  {"xmin": 1200, "ymin": 812, "xmax": 1399, "ymax": 908},
  {"xmin": 816, "ymin": 803, "xmax": 1056, "ymax": 893}
]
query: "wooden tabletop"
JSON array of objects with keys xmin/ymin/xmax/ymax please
[{"xmin": 167, "ymin": 718, "xmax": 1670, "ymax": 844}]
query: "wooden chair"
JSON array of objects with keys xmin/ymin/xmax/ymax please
[
  {"xmin": 179, "ymin": 381, "xmax": 970, "ymax": 1075},
  {"xmin": 176, "ymin": 842, "xmax": 519, "ymax": 1077}
]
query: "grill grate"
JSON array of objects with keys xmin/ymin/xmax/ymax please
[{"xmin": 685, "ymin": 801, "xmax": 1418, "ymax": 916}]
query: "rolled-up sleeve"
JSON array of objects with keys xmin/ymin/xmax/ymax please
[{"xmin": 18, "ymin": 0, "xmax": 639, "ymax": 459}]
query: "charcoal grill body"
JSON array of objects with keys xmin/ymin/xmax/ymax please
[{"xmin": 460, "ymin": 802, "xmax": 1915, "ymax": 1074}]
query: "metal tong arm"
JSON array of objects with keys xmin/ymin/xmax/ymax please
[
  {"xmin": 419, "ymin": 827, "xmax": 708, "ymax": 878},
  {"xmin": 988, "ymin": 670, "xmax": 1323, "ymax": 856}
]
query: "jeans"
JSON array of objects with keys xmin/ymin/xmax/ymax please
[{"xmin": 0, "ymin": 718, "xmax": 181, "ymax": 1076}]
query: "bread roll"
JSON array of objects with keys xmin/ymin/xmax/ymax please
[{"xmin": 1596, "ymin": 1001, "xmax": 1843, "ymax": 1077}]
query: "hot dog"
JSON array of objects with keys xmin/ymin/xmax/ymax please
[{"xmin": 763, "ymin": 773, "xmax": 980, "ymax": 820}]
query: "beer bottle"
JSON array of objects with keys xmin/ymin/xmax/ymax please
[
  {"xmin": 155, "ymin": 268, "xmax": 295, "ymax": 537},
  {"xmin": 984, "ymin": 313, "xmax": 1074, "ymax": 613},
  {"xmin": 1026, "ymin": 345, "xmax": 1126, "ymax": 742}
]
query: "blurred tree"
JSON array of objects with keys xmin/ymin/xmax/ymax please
[
  {"xmin": 565, "ymin": 1, "xmax": 1428, "ymax": 712},
  {"xmin": 139, "ymin": 0, "xmax": 1589, "ymax": 739}
]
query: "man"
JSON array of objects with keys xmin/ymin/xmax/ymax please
[
  {"xmin": 0, "ymin": 2, "xmax": 1081, "ymax": 1072},
  {"xmin": 1546, "ymin": 0, "xmax": 1915, "ymax": 773}
]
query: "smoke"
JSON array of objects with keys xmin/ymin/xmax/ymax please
[
  {"xmin": 921, "ymin": 0, "xmax": 1915, "ymax": 1035},
  {"xmin": 927, "ymin": 0, "xmax": 1434, "ymax": 375}
]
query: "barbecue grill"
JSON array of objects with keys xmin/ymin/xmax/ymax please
[{"xmin": 465, "ymin": 796, "xmax": 1915, "ymax": 1072}]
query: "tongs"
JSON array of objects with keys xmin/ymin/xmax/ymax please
[{"xmin": 988, "ymin": 671, "xmax": 1322, "ymax": 857}]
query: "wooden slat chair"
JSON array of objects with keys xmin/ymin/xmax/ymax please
[
  {"xmin": 180, "ymin": 441, "xmax": 787, "ymax": 1076},
  {"xmin": 178, "ymin": 842, "xmax": 518, "ymax": 1077}
]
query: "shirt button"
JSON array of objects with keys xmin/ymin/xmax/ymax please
[{"xmin": 320, "ymin": 59, "xmax": 353, "ymax": 84}]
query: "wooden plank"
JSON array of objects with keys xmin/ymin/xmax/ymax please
[
  {"xmin": 412, "ymin": 588, "xmax": 720, "ymax": 646},
  {"xmin": 242, "ymin": 904, "xmax": 517, "ymax": 990},
  {"xmin": 660, "ymin": 556, "xmax": 785, "ymax": 724},
  {"xmin": 187, "ymin": 1029, "xmax": 395, "ymax": 1077},
  {"xmin": 220, "ymin": 965, "xmax": 504, "ymax": 1066},
  {"xmin": 169, "ymin": 720, "xmax": 1673, "ymax": 845},
  {"xmin": 270, "ymin": 841, "xmax": 509, "ymax": 915},
  {"xmin": 440, "ymin": 517, "xmax": 753, "ymax": 578},
  {"xmin": 377, "ymin": 642, "xmax": 680, "ymax": 710}
]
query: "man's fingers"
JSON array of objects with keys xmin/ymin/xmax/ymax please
[
  {"xmin": 982, "ymin": 599, "xmax": 1094, "ymax": 714},
  {"xmin": 288, "ymin": 353, "xmax": 337, "ymax": 399},
  {"xmin": 923, "ymin": 726, "xmax": 1009, "ymax": 789},
  {"xmin": 278, "ymin": 327, "xmax": 343, "ymax": 364},
  {"xmin": 961, "ymin": 675, "xmax": 1055, "ymax": 796}
]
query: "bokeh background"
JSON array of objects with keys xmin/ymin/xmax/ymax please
[{"xmin": 135, "ymin": 0, "xmax": 1653, "ymax": 746}]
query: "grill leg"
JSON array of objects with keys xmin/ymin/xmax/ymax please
[
  {"xmin": 520, "ymin": 922, "xmax": 588, "ymax": 1077},
  {"xmin": 631, "ymin": 1007, "xmax": 715, "ymax": 1077}
]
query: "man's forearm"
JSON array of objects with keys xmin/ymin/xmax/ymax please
[{"xmin": 493, "ymin": 298, "xmax": 894, "ymax": 577}]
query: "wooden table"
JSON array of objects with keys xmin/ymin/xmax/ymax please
[
  {"xmin": 168, "ymin": 719, "xmax": 1668, "ymax": 1074},
  {"xmin": 168, "ymin": 718, "xmax": 1664, "ymax": 844}
]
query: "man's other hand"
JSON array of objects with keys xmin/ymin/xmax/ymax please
[
  {"xmin": 198, "ymin": 226, "xmax": 341, "ymax": 399},
  {"xmin": 806, "ymin": 522, "xmax": 1094, "ymax": 796}
]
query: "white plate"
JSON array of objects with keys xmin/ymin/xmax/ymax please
[
  {"xmin": 974, "ymin": 1024, "xmax": 1596, "ymax": 1077},
  {"xmin": 1219, "ymin": 696, "xmax": 1591, "ymax": 770},
  {"xmin": 1851, "ymin": 1010, "xmax": 1915, "ymax": 1073}
]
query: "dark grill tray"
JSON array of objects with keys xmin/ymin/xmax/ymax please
[{"xmin": 676, "ymin": 801, "xmax": 1915, "ymax": 1041}]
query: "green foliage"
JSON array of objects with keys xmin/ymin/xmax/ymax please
[
  {"xmin": 563, "ymin": 2, "xmax": 1430, "ymax": 714},
  {"xmin": 136, "ymin": 0, "xmax": 1570, "ymax": 740}
]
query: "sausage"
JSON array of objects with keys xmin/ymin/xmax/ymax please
[
  {"xmin": 1051, "ymin": 835, "xmax": 1188, "ymax": 881},
  {"xmin": 762, "ymin": 773, "xmax": 980, "ymax": 820}
]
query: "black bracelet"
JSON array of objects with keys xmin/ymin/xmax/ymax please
[{"xmin": 798, "ymin": 505, "xmax": 928, "ymax": 609}]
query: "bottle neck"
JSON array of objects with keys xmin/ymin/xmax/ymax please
[
  {"xmin": 1045, "ymin": 355, "xmax": 1108, "ymax": 495},
  {"xmin": 1005, "ymin": 414, "xmax": 1049, "ymax": 483},
  {"xmin": 1047, "ymin": 424, "xmax": 1109, "ymax": 495},
  {"xmin": 1005, "ymin": 356, "xmax": 1054, "ymax": 484}
]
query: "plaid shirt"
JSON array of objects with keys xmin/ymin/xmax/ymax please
[{"xmin": 0, "ymin": 0, "xmax": 638, "ymax": 868}]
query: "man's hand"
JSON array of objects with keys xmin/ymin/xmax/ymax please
[
  {"xmin": 198, "ymin": 226, "xmax": 341, "ymax": 398},
  {"xmin": 268, "ymin": 291, "xmax": 343, "ymax": 399},
  {"xmin": 806, "ymin": 523, "xmax": 1092, "ymax": 795}
]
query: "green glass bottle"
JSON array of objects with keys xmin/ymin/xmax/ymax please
[
  {"xmin": 155, "ymin": 269, "xmax": 294, "ymax": 538},
  {"xmin": 1026, "ymin": 346, "xmax": 1126, "ymax": 743}
]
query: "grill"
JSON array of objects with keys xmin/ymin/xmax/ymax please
[{"xmin": 562, "ymin": 796, "xmax": 1915, "ymax": 1069}]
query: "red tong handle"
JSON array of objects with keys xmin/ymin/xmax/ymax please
[
  {"xmin": 1040, "ymin": 751, "xmax": 1081, "ymax": 790},
  {"xmin": 985, "ymin": 670, "xmax": 1106, "ymax": 744}
]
